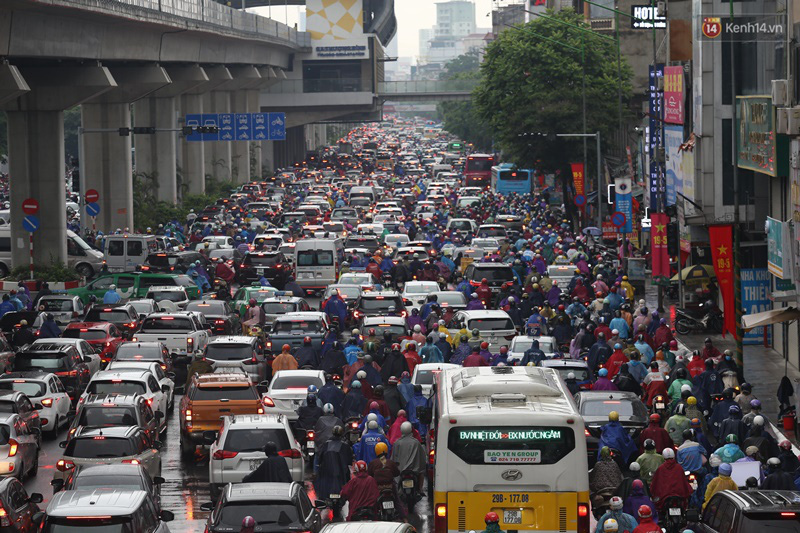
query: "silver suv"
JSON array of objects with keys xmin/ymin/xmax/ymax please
[
  {"xmin": 206, "ymin": 414, "xmax": 303, "ymax": 497},
  {"xmin": 37, "ymin": 489, "xmax": 174, "ymax": 532}
]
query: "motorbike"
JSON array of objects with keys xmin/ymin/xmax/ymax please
[
  {"xmin": 399, "ymin": 469, "xmax": 421, "ymax": 513},
  {"xmin": 377, "ymin": 488, "xmax": 398, "ymax": 521},
  {"xmin": 345, "ymin": 417, "xmax": 361, "ymax": 446},
  {"xmin": 302, "ymin": 429, "xmax": 315, "ymax": 460},
  {"xmin": 590, "ymin": 487, "xmax": 615, "ymax": 520},
  {"xmin": 673, "ymin": 304, "xmax": 723, "ymax": 335},
  {"xmin": 325, "ymin": 493, "xmax": 344, "ymax": 522},
  {"xmin": 350, "ymin": 506, "xmax": 377, "ymax": 522},
  {"xmin": 213, "ymin": 278, "xmax": 231, "ymax": 300},
  {"xmin": 660, "ymin": 495, "xmax": 687, "ymax": 533},
  {"xmin": 651, "ymin": 394, "xmax": 669, "ymax": 421}
]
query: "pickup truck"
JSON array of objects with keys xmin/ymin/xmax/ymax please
[{"xmin": 131, "ymin": 312, "xmax": 209, "ymax": 360}]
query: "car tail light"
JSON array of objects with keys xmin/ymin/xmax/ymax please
[
  {"xmin": 56, "ymin": 459, "xmax": 75, "ymax": 471},
  {"xmin": 435, "ymin": 504, "xmax": 447, "ymax": 532},
  {"xmin": 160, "ymin": 364, "xmax": 167, "ymax": 370},
  {"xmin": 257, "ymin": 407, "xmax": 264, "ymax": 414},
  {"xmin": 263, "ymin": 397, "xmax": 275, "ymax": 407},
  {"xmin": 0, "ymin": 506, "xmax": 9, "ymax": 527},
  {"xmin": 278, "ymin": 449, "xmax": 302, "ymax": 458},
  {"xmin": 428, "ymin": 447, "xmax": 435, "ymax": 464},
  {"xmin": 7, "ymin": 439, "xmax": 17, "ymax": 457},
  {"xmin": 122, "ymin": 459, "xmax": 140, "ymax": 465},
  {"xmin": 578, "ymin": 503, "xmax": 590, "ymax": 532},
  {"xmin": 187, "ymin": 338, "xmax": 194, "ymax": 352},
  {"xmin": 185, "ymin": 409, "xmax": 192, "ymax": 422},
  {"xmin": 212, "ymin": 450, "xmax": 238, "ymax": 460},
  {"xmin": 585, "ymin": 428, "xmax": 591, "ymax": 436},
  {"xmin": 41, "ymin": 398, "xmax": 53, "ymax": 407},
  {"xmin": 147, "ymin": 398, "xmax": 154, "ymax": 406}
]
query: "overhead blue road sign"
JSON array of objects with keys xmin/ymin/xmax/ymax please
[
  {"xmin": 185, "ymin": 114, "xmax": 202, "ymax": 141},
  {"xmin": 22, "ymin": 215, "xmax": 40, "ymax": 232},
  {"xmin": 252, "ymin": 113, "xmax": 268, "ymax": 140},
  {"xmin": 269, "ymin": 113, "xmax": 286, "ymax": 141},
  {"xmin": 235, "ymin": 113, "xmax": 252, "ymax": 141},
  {"xmin": 201, "ymin": 114, "xmax": 219, "ymax": 141},
  {"xmin": 86, "ymin": 202, "xmax": 101, "ymax": 217},
  {"xmin": 218, "ymin": 113, "xmax": 235, "ymax": 141}
]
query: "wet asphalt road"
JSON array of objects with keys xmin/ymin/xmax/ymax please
[{"xmin": 22, "ymin": 293, "xmax": 434, "ymax": 533}]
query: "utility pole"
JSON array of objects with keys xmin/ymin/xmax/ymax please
[{"xmin": 730, "ymin": 0, "xmax": 744, "ymax": 374}]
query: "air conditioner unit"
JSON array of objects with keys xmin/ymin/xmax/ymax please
[
  {"xmin": 788, "ymin": 106, "xmax": 800, "ymax": 136},
  {"xmin": 772, "ymin": 79, "xmax": 789, "ymax": 107},
  {"xmin": 777, "ymin": 107, "xmax": 790, "ymax": 135}
]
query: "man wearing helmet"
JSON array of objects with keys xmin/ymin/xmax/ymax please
[
  {"xmin": 368, "ymin": 441, "xmax": 401, "ymax": 510},
  {"xmin": 242, "ymin": 441, "xmax": 293, "ymax": 483},
  {"xmin": 295, "ymin": 336, "xmax": 319, "ymax": 369},
  {"xmin": 314, "ymin": 424, "xmax": 352, "ymax": 502},
  {"xmin": 272, "ymin": 344, "xmax": 299, "ymax": 372},
  {"xmin": 595, "ymin": 496, "xmax": 638, "ymax": 533},
  {"xmin": 340, "ymin": 459, "xmax": 379, "ymax": 520},
  {"xmin": 356, "ymin": 420, "xmax": 390, "ymax": 464},
  {"xmin": 480, "ymin": 512, "xmax": 506, "ymax": 533},
  {"xmin": 598, "ymin": 411, "xmax": 638, "ymax": 464},
  {"xmin": 650, "ymin": 448, "xmax": 692, "ymax": 513},
  {"xmin": 242, "ymin": 298, "xmax": 265, "ymax": 332}
]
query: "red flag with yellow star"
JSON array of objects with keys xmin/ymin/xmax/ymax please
[
  {"xmin": 709, "ymin": 224, "xmax": 736, "ymax": 338},
  {"xmin": 650, "ymin": 213, "xmax": 670, "ymax": 280}
]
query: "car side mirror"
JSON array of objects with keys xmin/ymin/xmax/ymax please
[
  {"xmin": 160, "ymin": 510, "xmax": 175, "ymax": 522},
  {"xmin": 202, "ymin": 430, "xmax": 217, "ymax": 445},
  {"xmin": 59, "ymin": 440, "xmax": 67, "ymax": 448},
  {"xmin": 313, "ymin": 499, "xmax": 327, "ymax": 509},
  {"xmin": 161, "ymin": 385, "xmax": 170, "ymax": 393},
  {"xmin": 166, "ymin": 372, "xmax": 176, "ymax": 380},
  {"xmin": 154, "ymin": 411, "xmax": 164, "ymax": 420},
  {"xmin": 199, "ymin": 502, "xmax": 215, "ymax": 512},
  {"xmin": 29, "ymin": 492, "xmax": 43, "ymax": 504},
  {"xmin": 34, "ymin": 403, "xmax": 43, "ymax": 410},
  {"xmin": 83, "ymin": 356, "xmax": 93, "ymax": 363},
  {"xmin": 50, "ymin": 479, "xmax": 64, "ymax": 493},
  {"xmin": 153, "ymin": 476, "xmax": 165, "ymax": 485},
  {"xmin": 153, "ymin": 440, "xmax": 163, "ymax": 450}
]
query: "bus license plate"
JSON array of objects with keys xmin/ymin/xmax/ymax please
[
  {"xmin": 504, "ymin": 510, "xmax": 522, "ymax": 524},
  {"xmin": 249, "ymin": 460, "xmax": 263, "ymax": 470},
  {"xmin": 382, "ymin": 501, "xmax": 394, "ymax": 509},
  {"xmin": 402, "ymin": 480, "xmax": 414, "ymax": 488},
  {"xmin": 655, "ymin": 402, "xmax": 665, "ymax": 409}
]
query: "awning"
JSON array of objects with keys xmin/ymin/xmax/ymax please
[{"xmin": 741, "ymin": 307, "xmax": 800, "ymax": 329}]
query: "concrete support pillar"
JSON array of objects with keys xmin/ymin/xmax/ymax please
[
  {"xmin": 230, "ymin": 90, "xmax": 250, "ymax": 184},
  {"xmin": 134, "ymin": 97, "xmax": 178, "ymax": 204},
  {"xmin": 179, "ymin": 93, "xmax": 205, "ymax": 196},
  {"xmin": 81, "ymin": 103, "xmax": 134, "ymax": 231},
  {"xmin": 203, "ymin": 91, "xmax": 232, "ymax": 182},
  {"xmin": 7, "ymin": 111, "xmax": 68, "ymax": 267},
  {"xmin": 262, "ymin": 141, "xmax": 275, "ymax": 174}
]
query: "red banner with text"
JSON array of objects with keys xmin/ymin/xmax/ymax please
[
  {"xmin": 709, "ymin": 225, "xmax": 736, "ymax": 339},
  {"xmin": 570, "ymin": 163, "xmax": 585, "ymax": 196},
  {"xmin": 650, "ymin": 213, "xmax": 670, "ymax": 279}
]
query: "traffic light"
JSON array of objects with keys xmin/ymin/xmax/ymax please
[{"xmin": 667, "ymin": 222, "xmax": 679, "ymax": 256}]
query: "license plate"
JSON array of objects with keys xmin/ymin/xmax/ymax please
[
  {"xmin": 402, "ymin": 479, "xmax": 414, "ymax": 488},
  {"xmin": 330, "ymin": 494, "xmax": 340, "ymax": 499},
  {"xmin": 249, "ymin": 460, "xmax": 263, "ymax": 470},
  {"xmin": 655, "ymin": 402, "xmax": 665, "ymax": 410},
  {"xmin": 382, "ymin": 501, "xmax": 394, "ymax": 510},
  {"xmin": 307, "ymin": 441, "xmax": 315, "ymax": 449},
  {"xmin": 669, "ymin": 508, "xmax": 681, "ymax": 516},
  {"xmin": 691, "ymin": 481, "xmax": 698, "ymax": 490},
  {"xmin": 504, "ymin": 510, "xmax": 522, "ymax": 524}
]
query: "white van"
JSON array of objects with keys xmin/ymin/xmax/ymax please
[
  {"xmin": 294, "ymin": 238, "xmax": 344, "ymax": 294},
  {"xmin": 0, "ymin": 227, "xmax": 104, "ymax": 278},
  {"xmin": 348, "ymin": 186, "xmax": 376, "ymax": 204},
  {"xmin": 103, "ymin": 234, "xmax": 159, "ymax": 272}
]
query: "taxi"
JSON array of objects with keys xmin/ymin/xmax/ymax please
[{"xmin": 231, "ymin": 284, "xmax": 280, "ymax": 316}]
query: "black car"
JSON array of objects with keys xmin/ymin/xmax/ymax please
[
  {"xmin": 185, "ymin": 300, "xmax": 241, "ymax": 336},
  {"xmin": 83, "ymin": 303, "xmax": 141, "ymax": 339},
  {"xmin": 353, "ymin": 291, "xmax": 408, "ymax": 322},
  {"xmin": 143, "ymin": 251, "xmax": 206, "ymax": 274},
  {"xmin": 201, "ymin": 482, "xmax": 325, "ymax": 533},
  {"xmin": 573, "ymin": 390, "xmax": 648, "ymax": 466},
  {"xmin": 698, "ymin": 490, "xmax": 800, "ymax": 533},
  {"xmin": 0, "ymin": 477, "xmax": 42, "ymax": 532},
  {"xmin": 464, "ymin": 263, "xmax": 515, "ymax": 293},
  {"xmin": 236, "ymin": 251, "xmax": 291, "ymax": 288},
  {"xmin": 14, "ymin": 346, "xmax": 90, "ymax": 405}
]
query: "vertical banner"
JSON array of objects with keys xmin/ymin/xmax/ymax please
[
  {"xmin": 709, "ymin": 225, "xmax": 736, "ymax": 339},
  {"xmin": 649, "ymin": 64, "xmax": 665, "ymax": 208},
  {"xmin": 570, "ymin": 163, "xmax": 585, "ymax": 196},
  {"xmin": 664, "ymin": 125, "xmax": 684, "ymax": 206},
  {"xmin": 741, "ymin": 268, "xmax": 772, "ymax": 345},
  {"xmin": 615, "ymin": 176, "xmax": 633, "ymax": 233},
  {"xmin": 663, "ymin": 65, "xmax": 685, "ymax": 124},
  {"xmin": 766, "ymin": 216, "xmax": 793, "ymax": 279},
  {"xmin": 650, "ymin": 213, "xmax": 670, "ymax": 280}
]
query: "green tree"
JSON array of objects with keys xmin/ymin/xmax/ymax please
[
  {"xmin": 437, "ymin": 50, "xmax": 493, "ymax": 151},
  {"xmin": 474, "ymin": 9, "xmax": 632, "ymax": 170}
]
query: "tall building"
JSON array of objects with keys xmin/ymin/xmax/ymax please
[
  {"xmin": 418, "ymin": 0, "xmax": 478, "ymax": 75},
  {"xmin": 418, "ymin": 28, "xmax": 435, "ymax": 63},
  {"xmin": 435, "ymin": 0, "xmax": 477, "ymax": 39}
]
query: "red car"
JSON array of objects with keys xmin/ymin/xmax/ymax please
[{"xmin": 62, "ymin": 322, "xmax": 126, "ymax": 366}]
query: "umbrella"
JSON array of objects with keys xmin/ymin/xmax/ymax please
[
  {"xmin": 583, "ymin": 227, "xmax": 601, "ymax": 236},
  {"xmin": 670, "ymin": 264, "xmax": 716, "ymax": 283}
]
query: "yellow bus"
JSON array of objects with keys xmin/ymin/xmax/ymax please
[{"xmin": 430, "ymin": 366, "xmax": 590, "ymax": 533}]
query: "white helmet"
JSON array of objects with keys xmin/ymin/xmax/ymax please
[
  {"xmin": 603, "ymin": 519, "xmax": 619, "ymax": 533},
  {"xmin": 414, "ymin": 325, "xmax": 421, "ymax": 332}
]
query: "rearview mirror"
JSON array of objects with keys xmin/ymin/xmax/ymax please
[
  {"xmin": 50, "ymin": 479, "xmax": 65, "ymax": 491},
  {"xmin": 59, "ymin": 440, "xmax": 67, "ymax": 448},
  {"xmin": 313, "ymin": 499, "xmax": 327, "ymax": 509},
  {"xmin": 160, "ymin": 510, "xmax": 175, "ymax": 522},
  {"xmin": 155, "ymin": 411, "xmax": 164, "ymax": 420},
  {"xmin": 29, "ymin": 492, "xmax": 43, "ymax": 504},
  {"xmin": 161, "ymin": 385, "xmax": 170, "ymax": 394},
  {"xmin": 202, "ymin": 430, "xmax": 217, "ymax": 445},
  {"xmin": 166, "ymin": 372, "xmax": 176, "ymax": 380},
  {"xmin": 199, "ymin": 502, "xmax": 215, "ymax": 512},
  {"xmin": 83, "ymin": 356, "xmax": 93, "ymax": 363}
]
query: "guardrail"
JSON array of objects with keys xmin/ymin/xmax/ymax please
[
  {"xmin": 31, "ymin": 0, "xmax": 311, "ymax": 47},
  {"xmin": 378, "ymin": 79, "xmax": 479, "ymax": 94},
  {"xmin": 265, "ymin": 78, "xmax": 373, "ymax": 94}
]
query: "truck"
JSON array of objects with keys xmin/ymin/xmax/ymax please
[{"xmin": 132, "ymin": 312, "xmax": 210, "ymax": 362}]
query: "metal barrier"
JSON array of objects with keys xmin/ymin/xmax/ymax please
[{"xmin": 31, "ymin": 0, "xmax": 310, "ymax": 47}]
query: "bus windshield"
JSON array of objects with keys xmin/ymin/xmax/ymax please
[{"xmin": 447, "ymin": 426, "xmax": 575, "ymax": 465}]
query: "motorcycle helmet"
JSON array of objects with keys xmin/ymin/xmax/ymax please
[
  {"xmin": 374, "ymin": 442, "xmax": 388, "ymax": 457},
  {"xmin": 682, "ymin": 429, "xmax": 695, "ymax": 442},
  {"xmin": 307, "ymin": 385, "xmax": 318, "ymax": 394},
  {"xmin": 780, "ymin": 440, "xmax": 793, "ymax": 450},
  {"xmin": 750, "ymin": 399, "xmax": 762, "ymax": 409},
  {"xmin": 603, "ymin": 519, "xmax": 619, "ymax": 533},
  {"xmin": 303, "ymin": 336, "xmax": 312, "ymax": 345},
  {"xmin": 745, "ymin": 476, "xmax": 759, "ymax": 489},
  {"xmin": 753, "ymin": 415, "xmax": 765, "ymax": 426},
  {"xmin": 608, "ymin": 411, "xmax": 619, "ymax": 422},
  {"xmin": 598, "ymin": 368, "xmax": 608, "ymax": 377},
  {"xmin": 351, "ymin": 380, "xmax": 362, "ymax": 389},
  {"xmin": 643, "ymin": 438, "xmax": 656, "ymax": 451},
  {"xmin": 354, "ymin": 460, "xmax": 368, "ymax": 473},
  {"xmin": 480, "ymin": 342, "xmax": 489, "ymax": 350},
  {"xmin": 725, "ymin": 434, "xmax": 739, "ymax": 444},
  {"xmin": 638, "ymin": 505, "xmax": 652, "ymax": 519},
  {"xmin": 472, "ymin": 328, "xmax": 480, "ymax": 336},
  {"xmin": 323, "ymin": 403, "xmax": 334, "ymax": 415},
  {"xmin": 662, "ymin": 448, "xmax": 675, "ymax": 460},
  {"xmin": 241, "ymin": 516, "xmax": 256, "ymax": 530},
  {"xmin": 249, "ymin": 298, "xmax": 257, "ymax": 306},
  {"xmin": 649, "ymin": 413, "xmax": 661, "ymax": 423},
  {"xmin": 719, "ymin": 463, "xmax": 733, "ymax": 476},
  {"xmin": 609, "ymin": 496, "xmax": 623, "ymax": 510},
  {"xmin": 332, "ymin": 425, "xmax": 344, "ymax": 438},
  {"xmin": 485, "ymin": 512, "xmax": 500, "ymax": 524},
  {"xmin": 282, "ymin": 344, "xmax": 291, "ymax": 352}
]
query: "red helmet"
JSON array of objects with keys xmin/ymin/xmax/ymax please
[
  {"xmin": 370, "ymin": 401, "xmax": 379, "ymax": 410},
  {"xmin": 354, "ymin": 460, "xmax": 368, "ymax": 473},
  {"xmin": 481, "ymin": 278, "xmax": 488, "ymax": 284},
  {"xmin": 485, "ymin": 512, "xmax": 500, "ymax": 524},
  {"xmin": 480, "ymin": 341, "xmax": 489, "ymax": 350},
  {"xmin": 649, "ymin": 413, "xmax": 661, "ymax": 423},
  {"xmin": 781, "ymin": 440, "xmax": 793, "ymax": 450},
  {"xmin": 303, "ymin": 336, "xmax": 312, "ymax": 344},
  {"xmin": 282, "ymin": 344, "xmax": 291, "ymax": 352},
  {"xmin": 242, "ymin": 516, "xmax": 256, "ymax": 529},
  {"xmin": 249, "ymin": 298, "xmax": 257, "ymax": 306},
  {"xmin": 638, "ymin": 505, "xmax": 652, "ymax": 518},
  {"xmin": 369, "ymin": 328, "xmax": 376, "ymax": 336},
  {"xmin": 558, "ymin": 304, "xmax": 565, "ymax": 311},
  {"xmin": 392, "ymin": 343, "xmax": 401, "ymax": 350}
]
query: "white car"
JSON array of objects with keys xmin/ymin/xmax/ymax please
[
  {"xmin": 202, "ymin": 235, "xmax": 235, "ymax": 249},
  {"xmin": 207, "ymin": 414, "xmax": 304, "ymax": 496},
  {"xmin": 338, "ymin": 272, "xmax": 378, "ymax": 291},
  {"xmin": 36, "ymin": 295, "xmax": 85, "ymax": 327},
  {"xmin": 81, "ymin": 370, "xmax": 168, "ymax": 432},
  {"xmin": 105, "ymin": 361, "xmax": 175, "ymax": 412},
  {"xmin": 401, "ymin": 281, "xmax": 440, "ymax": 310},
  {"xmin": 470, "ymin": 238, "xmax": 501, "ymax": 252},
  {"xmin": 411, "ymin": 363, "xmax": 460, "ymax": 398},
  {"xmin": 448, "ymin": 310, "xmax": 517, "ymax": 352},
  {"xmin": 0, "ymin": 414, "xmax": 38, "ymax": 479},
  {"xmin": 145, "ymin": 286, "xmax": 190, "ymax": 311},
  {"xmin": 262, "ymin": 370, "xmax": 326, "ymax": 421},
  {"xmin": 30, "ymin": 338, "xmax": 102, "ymax": 376},
  {"xmin": 0, "ymin": 372, "xmax": 72, "ymax": 437},
  {"xmin": 384, "ymin": 234, "xmax": 410, "ymax": 249},
  {"xmin": 127, "ymin": 298, "xmax": 160, "ymax": 320},
  {"xmin": 508, "ymin": 335, "xmax": 559, "ymax": 363}
]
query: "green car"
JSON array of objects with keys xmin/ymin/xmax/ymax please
[
  {"xmin": 68, "ymin": 272, "xmax": 201, "ymax": 304},
  {"xmin": 232, "ymin": 284, "xmax": 280, "ymax": 316}
]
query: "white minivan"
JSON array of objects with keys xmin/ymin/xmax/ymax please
[
  {"xmin": 103, "ymin": 234, "xmax": 159, "ymax": 272},
  {"xmin": 294, "ymin": 238, "xmax": 344, "ymax": 294},
  {"xmin": 0, "ymin": 227, "xmax": 104, "ymax": 278}
]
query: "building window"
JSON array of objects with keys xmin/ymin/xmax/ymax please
[{"xmin": 721, "ymin": 119, "xmax": 755, "ymax": 206}]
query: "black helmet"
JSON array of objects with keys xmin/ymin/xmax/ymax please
[
  {"xmin": 263, "ymin": 441, "xmax": 278, "ymax": 456},
  {"xmin": 383, "ymin": 330, "xmax": 392, "ymax": 340},
  {"xmin": 682, "ymin": 429, "xmax": 695, "ymax": 442},
  {"xmin": 373, "ymin": 385, "xmax": 384, "ymax": 398},
  {"xmin": 676, "ymin": 368, "xmax": 687, "ymax": 379},
  {"xmin": 722, "ymin": 388, "xmax": 735, "ymax": 400},
  {"xmin": 745, "ymin": 476, "xmax": 759, "ymax": 489},
  {"xmin": 644, "ymin": 439, "xmax": 656, "ymax": 450},
  {"xmin": 332, "ymin": 425, "xmax": 344, "ymax": 438}
]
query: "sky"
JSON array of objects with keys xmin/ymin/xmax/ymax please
[{"xmin": 253, "ymin": 0, "xmax": 498, "ymax": 60}]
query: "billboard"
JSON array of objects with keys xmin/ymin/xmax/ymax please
[{"xmin": 664, "ymin": 66, "xmax": 684, "ymax": 125}]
